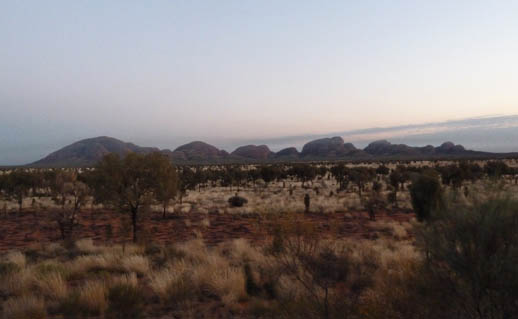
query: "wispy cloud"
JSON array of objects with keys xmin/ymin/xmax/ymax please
[{"xmin": 235, "ymin": 115, "xmax": 518, "ymax": 152}]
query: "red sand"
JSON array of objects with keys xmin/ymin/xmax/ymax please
[{"xmin": 0, "ymin": 208, "xmax": 414, "ymax": 251}]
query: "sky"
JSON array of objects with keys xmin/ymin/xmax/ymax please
[{"xmin": 1, "ymin": 1, "xmax": 518, "ymax": 164}]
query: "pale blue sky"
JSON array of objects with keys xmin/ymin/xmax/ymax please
[{"xmin": 1, "ymin": 1, "xmax": 518, "ymax": 164}]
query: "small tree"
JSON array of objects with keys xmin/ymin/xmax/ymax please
[
  {"xmin": 1, "ymin": 170, "xmax": 38, "ymax": 212},
  {"xmin": 89, "ymin": 152, "xmax": 176, "ymax": 242},
  {"xmin": 409, "ymin": 170, "xmax": 443, "ymax": 221},
  {"xmin": 147, "ymin": 153, "xmax": 178, "ymax": 219},
  {"xmin": 330, "ymin": 163, "xmax": 348, "ymax": 191},
  {"xmin": 348, "ymin": 167, "xmax": 374, "ymax": 199},
  {"xmin": 49, "ymin": 170, "xmax": 90, "ymax": 240},
  {"xmin": 389, "ymin": 168, "xmax": 407, "ymax": 207}
]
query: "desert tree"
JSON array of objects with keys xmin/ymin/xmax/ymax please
[
  {"xmin": 375, "ymin": 164, "xmax": 390, "ymax": 176},
  {"xmin": 484, "ymin": 160, "xmax": 511, "ymax": 179},
  {"xmin": 388, "ymin": 167, "xmax": 407, "ymax": 207},
  {"xmin": 49, "ymin": 169, "xmax": 90, "ymax": 240},
  {"xmin": 89, "ymin": 152, "xmax": 176, "ymax": 242},
  {"xmin": 177, "ymin": 166, "xmax": 196, "ymax": 203},
  {"xmin": 348, "ymin": 167, "xmax": 374, "ymax": 199},
  {"xmin": 147, "ymin": 152, "xmax": 178, "ymax": 219},
  {"xmin": 288, "ymin": 164, "xmax": 316, "ymax": 188},
  {"xmin": 330, "ymin": 163, "xmax": 349, "ymax": 191},
  {"xmin": 0, "ymin": 169, "xmax": 38, "ymax": 212}
]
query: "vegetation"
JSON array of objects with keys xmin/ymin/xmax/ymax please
[
  {"xmin": 2, "ymin": 157, "xmax": 518, "ymax": 317},
  {"xmin": 409, "ymin": 169, "xmax": 443, "ymax": 221},
  {"xmin": 88, "ymin": 152, "xmax": 177, "ymax": 242}
]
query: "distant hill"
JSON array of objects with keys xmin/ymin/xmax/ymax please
[
  {"xmin": 28, "ymin": 135, "xmax": 516, "ymax": 167},
  {"xmin": 167, "ymin": 141, "xmax": 229, "ymax": 162},
  {"xmin": 31, "ymin": 136, "xmax": 159, "ymax": 167},
  {"xmin": 231, "ymin": 145, "xmax": 273, "ymax": 160},
  {"xmin": 363, "ymin": 140, "xmax": 474, "ymax": 158},
  {"xmin": 274, "ymin": 147, "xmax": 300, "ymax": 159},
  {"xmin": 300, "ymin": 136, "xmax": 363, "ymax": 158}
]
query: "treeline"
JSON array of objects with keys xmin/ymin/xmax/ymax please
[{"xmin": 1, "ymin": 154, "xmax": 518, "ymax": 242}]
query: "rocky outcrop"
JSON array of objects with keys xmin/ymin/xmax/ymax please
[
  {"xmin": 301, "ymin": 137, "xmax": 358, "ymax": 157},
  {"xmin": 231, "ymin": 145, "xmax": 273, "ymax": 160},
  {"xmin": 31, "ymin": 136, "xmax": 159, "ymax": 167}
]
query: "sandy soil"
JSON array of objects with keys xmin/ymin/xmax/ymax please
[{"xmin": 0, "ymin": 208, "xmax": 414, "ymax": 252}]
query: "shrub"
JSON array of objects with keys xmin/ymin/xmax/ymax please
[
  {"xmin": 106, "ymin": 283, "xmax": 145, "ymax": 319},
  {"xmin": 415, "ymin": 198, "xmax": 518, "ymax": 318},
  {"xmin": 409, "ymin": 170, "xmax": 443, "ymax": 221},
  {"xmin": 228, "ymin": 194, "xmax": 248, "ymax": 207}
]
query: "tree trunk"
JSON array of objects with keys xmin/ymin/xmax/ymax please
[{"xmin": 131, "ymin": 208, "xmax": 138, "ymax": 243}]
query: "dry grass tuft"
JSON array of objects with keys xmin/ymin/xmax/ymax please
[
  {"xmin": 75, "ymin": 238, "xmax": 99, "ymax": 254},
  {"xmin": 78, "ymin": 281, "xmax": 107, "ymax": 315},
  {"xmin": 5, "ymin": 251, "xmax": 26, "ymax": 269},
  {"xmin": 35, "ymin": 272, "xmax": 68, "ymax": 300},
  {"xmin": 3, "ymin": 295, "xmax": 46, "ymax": 319},
  {"xmin": 149, "ymin": 262, "xmax": 188, "ymax": 299},
  {"xmin": 121, "ymin": 255, "xmax": 150, "ymax": 275},
  {"xmin": 1, "ymin": 268, "xmax": 35, "ymax": 297}
]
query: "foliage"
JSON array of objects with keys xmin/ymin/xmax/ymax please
[
  {"xmin": 0, "ymin": 169, "xmax": 39, "ymax": 212},
  {"xmin": 228, "ymin": 193, "xmax": 248, "ymax": 207},
  {"xmin": 414, "ymin": 198, "xmax": 518, "ymax": 318},
  {"xmin": 409, "ymin": 169, "xmax": 443, "ymax": 221},
  {"xmin": 88, "ymin": 152, "xmax": 177, "ymax": 242}
]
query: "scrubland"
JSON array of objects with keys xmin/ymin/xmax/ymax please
[{"xmin": 1, "ymin": 159, "xmax": 518, "ymax": 318}]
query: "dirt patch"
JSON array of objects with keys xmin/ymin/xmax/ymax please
[{"xmin": 0, "ymin": 208, "xmax": 415, "ymax": 252}]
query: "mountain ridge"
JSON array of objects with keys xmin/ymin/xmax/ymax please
[{"xmin": 28, "ymin": 135, "xmax": 516, "ymax": 167}]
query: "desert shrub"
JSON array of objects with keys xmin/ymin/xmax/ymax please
[
  {"xmin": 409, "ymin": 170, "xmax": 443, "ymax": 221},
  {"xmin": 106, "ymin": 283, "xmax": 145, "ymax": 319},
  {"xmin": 414, "ymin": 198, "xmax": 518, "ymax": 318},
  {"xmin": 228, "ymin": 194, "xmax": 248, "ymax": 207},
  {"xmin": 273, "ymin": 234, "xmax": 377, "ymax": 318}
]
